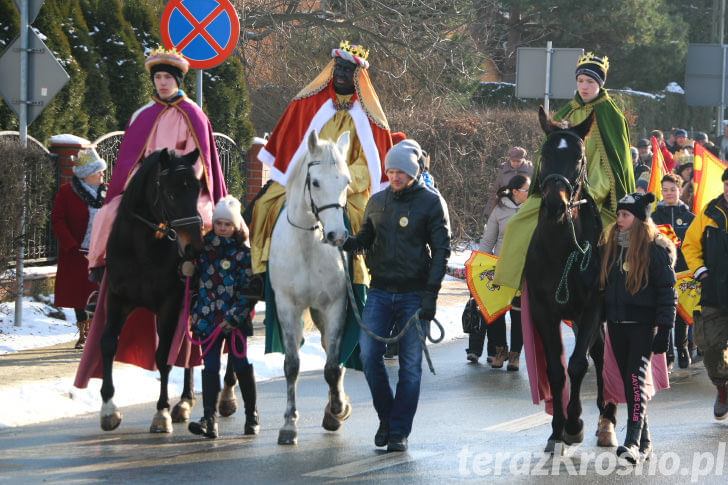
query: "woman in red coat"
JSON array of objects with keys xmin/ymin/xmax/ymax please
[{"xmin": 51, "ymin": 147, "xmax": 107, "ymax": 349}]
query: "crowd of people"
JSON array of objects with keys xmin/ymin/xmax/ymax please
[{"xmin": 47, "ymin": 43, "xmax": 728, "ymax": 464}]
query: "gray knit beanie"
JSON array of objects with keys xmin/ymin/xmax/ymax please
[{"xmin": 385, "ymin": 139, "xmax": 421, "ymax": 179}]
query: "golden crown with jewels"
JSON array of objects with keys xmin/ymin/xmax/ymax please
[
  {"xmin": 339, "ymin": 40, "xmax": 369, "ymax": 61},
  {"xmin": 576, "ymin": 52, "xmax": 609, "ymax": 72},
  {"xmin": 144, "ymin": 46, "xmax": 189, "ymax": 74}
]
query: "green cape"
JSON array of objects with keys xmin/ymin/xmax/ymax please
[{"xmin": 551, "ymin": 89, "xmax": 635, "ymax": 211}]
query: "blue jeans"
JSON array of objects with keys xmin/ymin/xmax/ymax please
[{"xmin": 359, "ymin": 287, "xmax": 424, "ymax": 437}]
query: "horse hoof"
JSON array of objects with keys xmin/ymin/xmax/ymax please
[
  {"xmin": 544, "ymin": 439, "xmax": 566, "ymax": 455},
  {"xmin": 219, "ymin": 386, "xmax": 238, "ymax": 417},
  {"xmin": 150, "ymin": 409, "xmax": 173, "ymax": 433},
  {"xmin": 100, "ymin": 401, "xmax": 122, "ymax": 431},
  {"xmin": 100, "ymin": 412, "xmax": 122, "ymax": 431},
  {"xmin": 322, "ymin": 401, "xmax": 352, "ymax": 431},
  {"xmin": 563, "ymin": 419, "xmax": 584, "ymax": 445},
  {"xmin": 596, "ymin": 416, "xmax": 618, "ymax": 447},
  {"xmin": 171, "ymin": 398, "xmax": 195, "ymax": 423},
  {"xmin": 278, "ymin": 428, "xmax": 298, "ymax": 445}
]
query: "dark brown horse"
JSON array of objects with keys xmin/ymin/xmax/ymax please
[
  {"xmin": 524, "ymin": 107, "xmax": 614, "ymax": 453},
  {"xmin": 99, "ymin": 148, "xmax": 204, "ymax": 432}
]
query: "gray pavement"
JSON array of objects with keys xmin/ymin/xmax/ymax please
[{"xmin": 1, "ymin": 332, "xmax": 727, "ymax": 484}]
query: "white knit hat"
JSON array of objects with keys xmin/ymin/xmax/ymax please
[
  {"xmin": 72, "ymin": 147, "xmax": 107, "ymax": 179},
  {"xmin": 212, "ymin": 195, "xmax": 243, "ymax": 231}
]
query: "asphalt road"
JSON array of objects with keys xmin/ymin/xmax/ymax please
[{"xmin": 1, "ymin": 330, "xmax": 727, "ymax": 484}]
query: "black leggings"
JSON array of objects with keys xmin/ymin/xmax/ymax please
[{"xmin": 607, "ymin": 321, "xmax": 656, "ymax": 424}]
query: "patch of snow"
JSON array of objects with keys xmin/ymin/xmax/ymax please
[
  {"xmin": 48, "ymin": 134, "xmax": 91, "ymax": 146},
  {"xmin": 665, "ymin": 82, "xmax": 685, "ymax": 94},
  {"xmin": 31, "ymin": 27, "xmax": 47, "ymax": 41}
]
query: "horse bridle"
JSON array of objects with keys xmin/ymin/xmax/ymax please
[
  {"xmin": 287, "ymin": 160, "xmax": 346, "ymax": 232},
  {"xmin": 540, "ymin": 130, "xmax": 589, "ymax": 213},
  {"xmin": 132, "ymin": 164, "xmax": 202, "ymax": 241}
]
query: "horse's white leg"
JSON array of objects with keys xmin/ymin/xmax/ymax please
[
  {"xmin": 313, "ymin": 301, "xmax": 352, "ymax": 431},
  {"xmin": 276, "ymin": 301, "xmax": 303, "ymax": 445}
]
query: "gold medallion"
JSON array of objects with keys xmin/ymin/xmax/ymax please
[
  {"xmin": 676, "ymin": 218, "xmax": 683, "ymax": 226},
  {"xmin": 399, "ymin": 216, "xmax": 409, "ymax": 227},
  {"xmin": 622, "ymin": 261, "xmax": 629, "ymax": 272},
  {"xmin": 221, "ymin": 260, "xmax": 231, "ymax": 270}
]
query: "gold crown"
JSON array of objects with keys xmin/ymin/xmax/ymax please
[
  {"xmin": 145, "ymin": 46, "xmax": 189, "ymax": 74},
  {"xmin": 149, "ymin": 46, "xmax": 182, "ymax": 58},
  {"xmin": 577, "ymin": 52, "xmax": 609, "ymax": 72},
  {"xmin": 339, "ymin": 40, "xmax": 369, "ymax": 61}
]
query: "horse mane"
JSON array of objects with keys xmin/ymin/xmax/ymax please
[{"xmin": 118, "ymin": 150, "xmax": 162, "ymax": 215}]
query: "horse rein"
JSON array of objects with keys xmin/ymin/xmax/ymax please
[{"xmin": 287, "ymin": 160, "xmax": 346, "ymax": 232}]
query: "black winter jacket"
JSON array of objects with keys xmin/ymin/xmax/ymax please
[
  {"xmin": 603, "ymin": 235, "xmax": 677, "ymax": 328},
  {"xmin": 651, "ymin": 200, "xmax": 694, "ymax": 272},
  {"xmin": 346, "ymin": 178, "xmax": 451, "ymax": 293},
  {"xmin": 700, "ymin": 198, "xmax": 728, "ymax": 308}
]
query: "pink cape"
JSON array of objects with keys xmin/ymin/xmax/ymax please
[
  {"xmin": 521, "ymin": 284, "xmax": 669, "ymax": 416},
  {"xmin": 73, "ymin": 275, "xmax": 202, "ymax": 389}
]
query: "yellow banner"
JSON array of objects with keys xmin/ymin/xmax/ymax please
[
  {"xmin": 675, "ymin": 270, "xmax": 701, "ymax": 325},
  {"xmin": 465, "ymin": 251, "xmax": 517, "ymax": 323}
]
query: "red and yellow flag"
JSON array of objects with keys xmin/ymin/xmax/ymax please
[
  {"xmin": 675, "ymin": 270, "xmax": 701, "ymax": 325},
  {"xmin": 692, "ymin": 142, "xmax": 727, "ymax": 214},
  {"xmin": 656, "ymin": 224, "xmax": 681, "ymax": 247},
  {"xmin": 647, "ymin": 136, "xmax": 669, "ymax": 210}
]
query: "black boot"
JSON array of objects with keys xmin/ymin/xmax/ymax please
[
  {"xmin": 237, "ymin": 365, "xmax": 259, "ymax": 435},
  {"xmin": 639, "ymin": 416, "xmax": 652, "ymax": 462},
  {"xmin": 616, "ymin": 419, "xmax": 643, "ymax": 464},
  {"xmin": 189, "ymin": 370, "xmax": 220, "ymax": 438}
]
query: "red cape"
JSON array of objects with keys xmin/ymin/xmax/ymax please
[{"xmin": 258, "ymin": 82, "xmax": 391, "ymax": 191}]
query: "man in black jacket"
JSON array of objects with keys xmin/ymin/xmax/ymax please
[{"xmin": 344, "ymin": 139, "xmax": 451, "ymax": 452}]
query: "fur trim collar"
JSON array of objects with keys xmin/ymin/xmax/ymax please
[{"xmin": 654, "ymin": 233, "xmax": 677, "ymax": 268}]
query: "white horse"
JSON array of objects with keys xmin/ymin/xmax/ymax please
[{"xmin": 269, "ymin": 130, "xmax": 354, "ymax": 445}]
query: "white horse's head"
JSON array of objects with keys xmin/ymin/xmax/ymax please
[{"xmin": 286, "ymin": 130, "xmax": 352, "ymax": 246}]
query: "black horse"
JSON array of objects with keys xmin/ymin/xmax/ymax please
[
  {"xmin": 524, "ymin": 107, "xmax": 615, "ymax": 453},
  {"xmin": 99, "ymin": 148, "xmax": 204, "ymax": 432}
]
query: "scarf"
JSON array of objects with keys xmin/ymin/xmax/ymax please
[{"xmin": 71, "ymin": 176, "xmax": 106, "ymax": 209}]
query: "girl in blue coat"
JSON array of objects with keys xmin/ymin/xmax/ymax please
[{"xmin": 187, "ymin": 196, "xmax": 259, "ymax": 439}]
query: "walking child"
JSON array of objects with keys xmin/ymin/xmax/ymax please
[
  {"xmin": 599, "ymin": 192, "xmax": 677, "ymax": 464},
  {"xmin": 186, "ymin": 196, "xmax": 259, "ymax": 438}
]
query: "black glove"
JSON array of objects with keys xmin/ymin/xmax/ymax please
[
  {"xmin": 652, "ymin": 326, "xmax": 670, "ymax": 354},
  {"xmin": 419, "ymin": 290, "xmax": 438, "ymax": 321},
  {"xmin": 342, "ymin": 236, "xmax": 358, "ymax": 253}
]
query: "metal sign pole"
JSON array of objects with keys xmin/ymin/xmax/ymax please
[
  {"xmin": 15, "ymin": 0, "xmax": 28, "ymax": 327},
  {"xmin": 196, "ymin": 70, "xmax": 203, "ymax": 108},
  {"xmin": 544, "ymin": 41, "xmax": 553, "ymax": 113}
]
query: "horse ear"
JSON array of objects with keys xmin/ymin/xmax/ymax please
[
  {"xmin": 181, "ymin": 148, "xmax": 200, "ymax": 166},
  {"xmin": 571, "ymin": 111, "xmax": 596, "ymax": 141},
  {"xmin": 307, "ymin": 130, "xmax": 320, "ymax": 153},
  {"xmin": 336, "ymin": 131, "xmax": 350, "ymax": 157},
  {"xmin": 538, "ymin": 105, "xmax": 560, "ymax": 135},
  {"xmin": 158, "ymin": 148, "xmax": 171, "ymax": 169}
]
